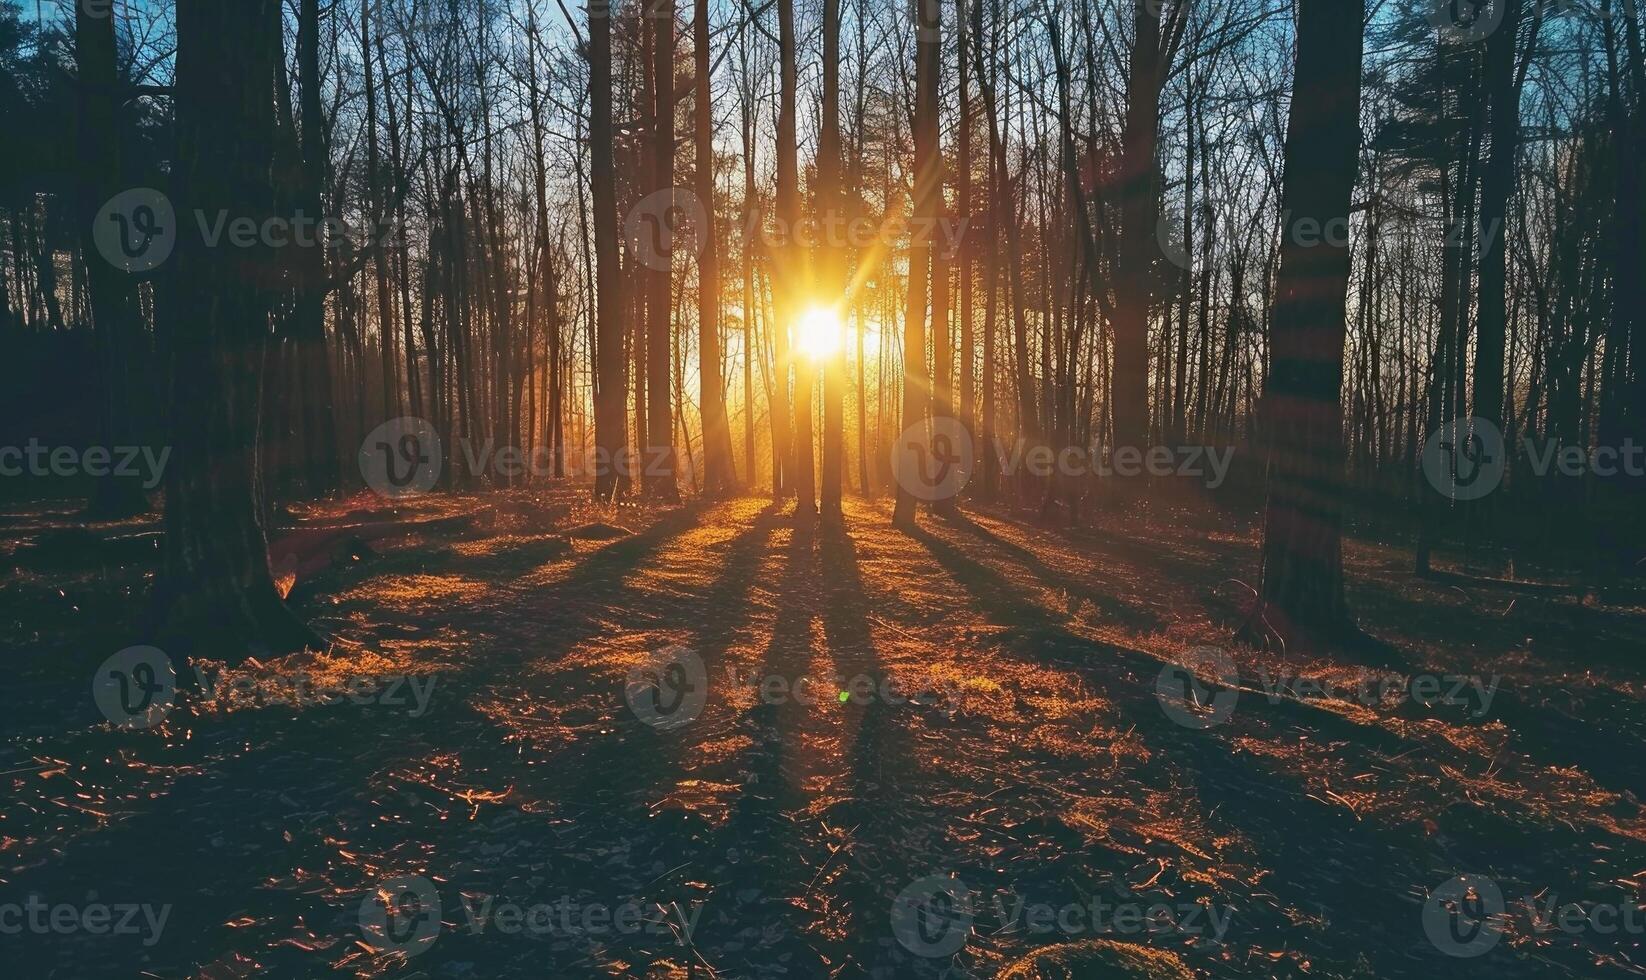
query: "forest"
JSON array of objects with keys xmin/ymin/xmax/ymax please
[{"xmin": 2, "ymin": 0, "xmax": 1645, "ymax": 976}]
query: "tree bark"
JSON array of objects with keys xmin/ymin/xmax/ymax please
[
  {"xmin": 77, "ymin": 0, "xmax": 151, "ymax": 519},
  {"xmin": 648, "ymin": 0, "xmax": 679, "ymax": 500},
  {"xmin": 696, "ymin": 0, "xmax": 733, "ymax": 497},
  {"xmin": 893, "ymin": 0, "xmax": 940, "ymax": 528},
  {"xmin": 1110, "ymin": 0, "xmax": 1163, "ymax": 455},
  {"xmin": 1471, "ymin": 0, "xmax": 1522, "ymax": 432},
  {"xmin": 290, "ymin": 0, "xmax": 339, "ymax": 499},
  {"xmin": 156, "ymin": 0, "xmax": 322, "ymax": 670},
  {"xmin": 591, "ymin": 0, "xmax": 629, "ymax": 501},
  {"xmin": 819, "ymin": 0, "xmax": 845, "ymax": 519},
  {"xmin": 777, "ymin": 0, "xmax": 811, "ymax": 516},
  {"xmin": 1251, "ymin": 0, "xmax": 1365, "ymax": 646}
]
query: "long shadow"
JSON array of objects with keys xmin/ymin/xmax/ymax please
[
  {"xmin": 392, "ymin": 503, "xmax": 792, "ymax": 977},
  {"xmin": 1060, "ymin": 516, "xmax": 1429, "ymax": 672},
  {"xmin": 970, "ymin": 509, "xmax": 1646, "ymax": 797},
  {"xmin": 921, "ymin": 522, "xmax": 1434, "ymax": 766},
  {"xmin": 939, "ymin": 508, "xmax": 1157, "ymax": 630},
  {"xmin": 686, "ymin": 516, "xmax": 834, "ymax": 976},
  {"xmin": 541, "ymin": 502, "xmax": 785, "ymax": 820},
  {"xmin": 902, "ymin": 520, "xmax": 1507, "ymax": 980},
  {"xmin": 933, "ymin": 515, "xmax": 1646, "ymax": 973},
  {"xmin": 818, "ymin": 518, "xmax": 955, "ymax": 978},
  {"xmin": 2, "ymin": 503, "xmax": 712, "ymax": 976}
]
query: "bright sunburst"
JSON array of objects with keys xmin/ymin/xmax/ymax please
[{"xmin": 796, "ymin": 305, "xmax": 844, "ymax": 360}]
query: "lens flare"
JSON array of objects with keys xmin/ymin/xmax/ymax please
[{"xmin": 796, "ymin": 305, "xmax": 844, "ymax": 360}]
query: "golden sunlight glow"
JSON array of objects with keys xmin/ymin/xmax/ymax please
[{"xmin": 795, "ymin": 305, "xmax": 844, "ymax": 360}]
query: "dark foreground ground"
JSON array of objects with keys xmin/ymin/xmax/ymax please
[{"xmin": 2, "ymin": 488, "xmax": 1644, "ymax": 978}]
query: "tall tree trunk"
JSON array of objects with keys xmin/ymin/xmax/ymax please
[
  {"xmin": 893, "ymin": 0, "xmax": 940, "ymax": 528},
  {"xmin": 647, "ymin": 0, "xmax": 679, "ymax": 500},
  {"xmin": 738, "ymin": 34, "xmax": 763, "ymax": 489},
  {"xmin": 525, "ymin": 0, "xmax": 555, "ymax": 476},
  {"xmin": 777, "ymin": 0, "xmax": 811, "ymax": 516},
  {"xmin": 77, "ymin": 0, "xmax": 150, "ymax": 518},
  {"xmin": 383, "ymin": 27, "xmax": 420, "ymax": 423},
  {"xmin": 1173, "ymin": 82, "xmax": 1195, "ymax": 446},
  {"xmin": 972, "ymin": 0, "xmax": 1036, "ymax": 456},
  {"xmin": 956, "ymin": 0, "xmax": 974, "ymax": 440},
  {"xmin": 291, "ymin": 0, "xmax": 339, "ymax": 499},
  {"xmin": 1110, "ymin": 0, "xmax": 1163, "ymax": 455},
  {"xmin": 1471, "ymin": 0, "xmax": 1522, "ymax": 432},
  {"xmin": 156, "ymin": 0, "xmax": 322, "ymax": 671},
  {"xmin": 591, "ymin": 0, "xmax": 629, "ymax": 501},
  {"xmin": 819, "ymin": 0, "xmax": 845, "ymax": 519},
  {"xmin": 1250, "ymin": 0, "xmax": 1365, "ymax": 646},
  {"xmin": 928, "ymin": 4, "xmax": 954, "ymax": 518},
  {"xmin": 362, "ymin": 0, "xmax": 399, "ymax": 424},
  {"xmin": 696, "ymin": 0, "xmax": 733, "ymax": 496}
]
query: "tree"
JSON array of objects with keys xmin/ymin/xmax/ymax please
[
  {"xmin": 1109, "ymin": 0, "xmax": 1165, "ymax": 457},
  {"xmin": 1470, "ymin": 0, "xmax": 1523, "ymax": 432},
  {"xmin": 1249, "ymin": 0, "xmax": 1366, "ymax": 645},
  {"xmin": 647, "ymin": 0, "xmax": 679, "ymax": 500},
  {"xmin": 818, "ymin": 0, "xmax": 845, "ymax": 520},
  {"xmin": 893, "ymin": 0, "xmax": 939, "ymax": 529},
  {"xmin": 777, "ymin": 0, "xmax": 812, "ymax": 517},
  {"xmin": 76, "ymin": 0, "xmax": 149, "ymax": 519},
  {"xmin": 285, "ymin": 0, "xmax": 340, "ymax": 500},
  {"xmin": 591, "ymin": 0, "xmax": 629, "ymax": 502},
  {"xmin": 156, "ymin": 0, "xmax": 322, "ymax": 669},
  {"xmin": 696, "ymin": 0, "xmax": 734, "ymax": 496}
]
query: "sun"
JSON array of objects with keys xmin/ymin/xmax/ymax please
[{"xmin": 795, "ymin": 305, "xmax": 844, "ymax": 360}]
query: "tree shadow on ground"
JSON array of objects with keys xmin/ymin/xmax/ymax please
[
  {"xmin": 1, "ymin": 502, "xmax": 712, "ymax": 976},
  {"xmin": 939, "ymin": 508, "xmax": 1156, "ymax": 631},
  {"xmin": 820, "ymin": 518, "xmax": 956, "ymax": 978},
  {"xmin": 690, "ymin": 516, "xmax": 833, "ymax": 975},
  {"xmin": 903, "ymin": 517, "xmax": 1522, "ymax": 980}
]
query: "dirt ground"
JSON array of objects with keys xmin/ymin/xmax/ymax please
[{"xmin": 2, "ymin": 488, "xmax": 1644, "ymax": 978}]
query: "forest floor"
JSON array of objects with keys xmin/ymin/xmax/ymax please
[{"xmin": 3, "ymin": 487, "xmax": 1646, "ymax": 979}]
